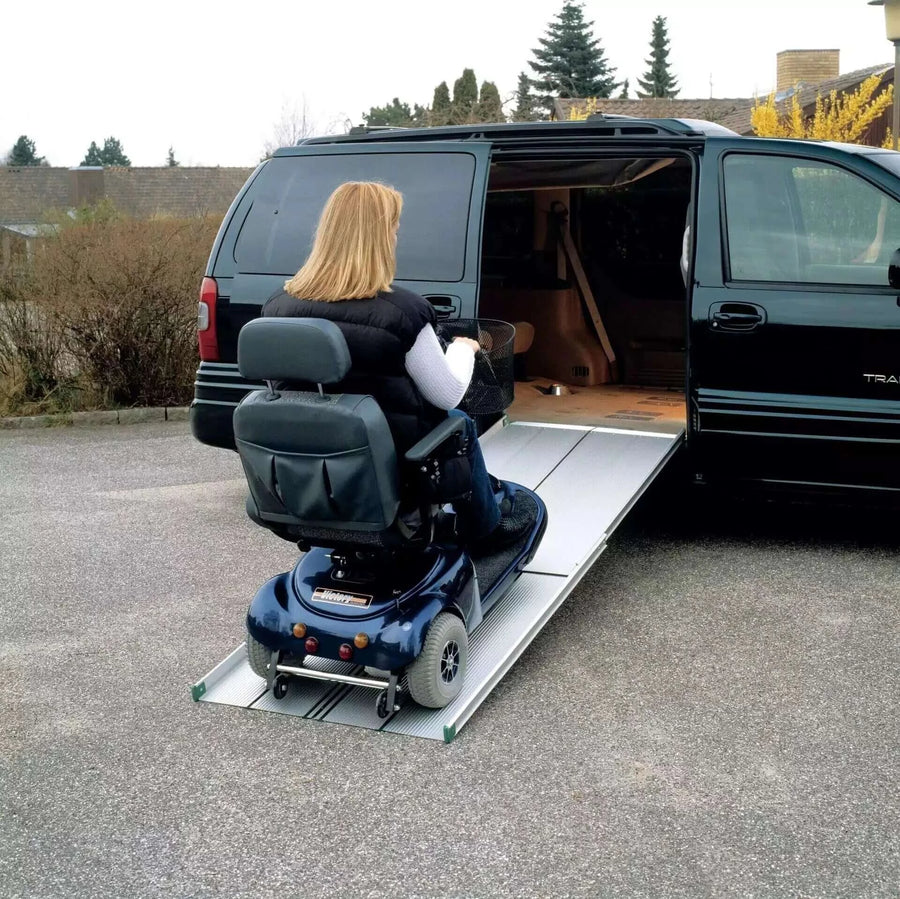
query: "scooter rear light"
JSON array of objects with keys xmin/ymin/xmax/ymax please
[
  {"xmin": 304, "ymin": 637, "xmax": 319, "ymax": 654},
  {"xmin": 354, "ymin": 633, "xmax": 369, "ymax": 649},
  {"xmin": 292, "ymin": 623, "xmax": 306, "ymax": 639},
  {"xmin": 338, "ymin": 643, "xmax": 353, "ymax": 661},
  {"xmin": 197, "ymin": 276, "xmax": 219, "ymax": 361}
]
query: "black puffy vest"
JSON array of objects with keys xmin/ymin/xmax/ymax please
[{"xmin": 261, "ymin": 286, "xmax": 447, "ymax": 454}]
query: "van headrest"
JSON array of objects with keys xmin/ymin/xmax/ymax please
[{"xmin": 237, "ymin": 317, "xmax": 351, "ymax": 384}]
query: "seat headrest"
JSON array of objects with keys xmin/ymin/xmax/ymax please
[{"xmin": 237, "ymin": 317, "xmax": 352, "ymax": 383}]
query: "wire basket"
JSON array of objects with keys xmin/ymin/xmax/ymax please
[{"xmin": 437, "ymin": 318, "xmax": 515, "ymax": 415}]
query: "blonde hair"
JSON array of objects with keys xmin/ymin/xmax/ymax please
[{"xmin": 284, "ymin": 181, "xmax": 403, "ymax": 301}]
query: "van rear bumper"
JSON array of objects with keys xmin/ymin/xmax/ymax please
[
  {"xmin": 191, "ymin": 362, "xmax": 261, "ymax": 450},
  {"xmin": 190, "ymin": 400, "xmax": 238, "ymax": 450}
]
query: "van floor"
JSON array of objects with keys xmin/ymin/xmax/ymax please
[{"xmin": 507, "ymin": 377, "xmax": 686, "ymax": 435}]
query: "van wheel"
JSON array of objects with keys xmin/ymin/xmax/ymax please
[
  {"xmin": 406, "ymin": 613, "xmax": 468, "ymax": 709},
  {"xmin": 246, "ymin": 634, "xmax": 276, "ymax": 679}
]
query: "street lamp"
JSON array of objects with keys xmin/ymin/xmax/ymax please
[{"xmin": 869, "ymin": 0, "xmax": 900, "ymax": 149}]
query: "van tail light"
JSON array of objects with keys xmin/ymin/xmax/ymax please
[{"xmin": 197, "ymin": 276, "xmax": 219, "ymax": 361}]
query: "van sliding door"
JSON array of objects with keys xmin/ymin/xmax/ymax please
[
  {"xmin": 692, "ymin": 138, "xmax": 900, "ymax": 492},
  {"xmin": 229, "ymin": 141, "xmax": 492, "ymax": 320}
]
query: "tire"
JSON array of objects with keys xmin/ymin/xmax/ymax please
[
  {"xmin": 406, "ymin": 612, "xmax": 468, "ymax": 709},
  {"xmin": 246, "ymin": 634, "xmax": 276, "ymax": 679}
]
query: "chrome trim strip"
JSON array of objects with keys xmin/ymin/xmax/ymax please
[{"xmin": 276, "ymin": 664, "xmax": 390, "ymax": 690}]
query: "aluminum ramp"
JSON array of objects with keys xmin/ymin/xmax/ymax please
[{"xmin": 192, "ymin": 421, "xmax": 683, "ymax": 741}]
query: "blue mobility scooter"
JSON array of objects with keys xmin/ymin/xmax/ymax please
[{"xmin": 235, "ymin": 317, "xmax": 547, "ymax": 716}]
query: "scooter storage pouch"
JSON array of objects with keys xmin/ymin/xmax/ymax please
[{"xmin": 234, "ymin": 389, "xmax": 400, "ymax": 531}]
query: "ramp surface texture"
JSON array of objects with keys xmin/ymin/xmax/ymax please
[{"xmin": 193, "ymin": 421, "xmax": 683, "ymax": 740}]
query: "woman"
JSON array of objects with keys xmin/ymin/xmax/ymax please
[{"xmin": 262, "ymin": 180, "xmax": 529, "ymax": 551}]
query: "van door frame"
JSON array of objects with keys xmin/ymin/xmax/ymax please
[{"xmin": 474, "ymin": 141, "xmax": 703, "ymax": 437}]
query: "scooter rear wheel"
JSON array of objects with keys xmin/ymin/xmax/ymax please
[
  {"xmin": 246, "ymin": 634, "xmax": 276, "ymax": 679},
  {"xmin": 407, "ymin": 612, "xmax": 468, "ymax": 708}
]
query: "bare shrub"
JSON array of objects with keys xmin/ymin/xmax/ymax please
[
  {"xmin": 0, "ymin": 268, "xmax": 76, "ymax": 414},
  {"xmin": 24, "ymin": 215, "xmax": 219, "ymax": 408}
]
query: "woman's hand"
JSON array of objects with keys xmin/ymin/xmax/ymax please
[{"xmin": 452, "ymin": 336, "xmax": 481, "ymax": 353}]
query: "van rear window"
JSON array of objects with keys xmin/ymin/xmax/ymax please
[{"xmin": 233, "ymin": 152, "xmax": 477, "ymax": 281}]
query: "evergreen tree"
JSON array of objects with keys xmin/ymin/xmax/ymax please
[
  {"xmin": 528, "ymin": 2, "xmax": 619, "ymax": 118},
  {"xmin": 166, "ymin": 146, "xmax": 180, "ymax": 166},
  {"xmin": 363, "ymin": 98, "xmax": 413, "ymax": 127},
  {"xmin": 477, "ymin": 81, "xmax": 504, "ymax": 122},
  {"xmin": 362, "ymin": 98, "xmax": 426, "ymax": 128},
  {"xmin": 431, "ymin": 81, "xmax": 452, "ymax": 126},
  {"xmin": 7, "ymin": 135, "xmax": 45, "ymax": 166},
  {"xmin": 82, "ymin": 141, "xmax": 103, "ymax": 166},
  {"xmin": 99, "ymin": 137, "xmax": 131, "ymax": 166},
  {"xmin": 619, "ymin": 79, "xmax": 630, "ymax": 99},
  {"xmin": 452, "ymin": 68, "xmax": 479, "ymax": 123},
  {"xmin": 81, "ymin": 137, "xmax": 131, "ymax": 166},
  {"xmin": 511, "ymin": 72, "xmax": 537, "ymax": 122},
  {"xmin": 637, "ymin": 16, "xmax": 679, "ymax": 98}
]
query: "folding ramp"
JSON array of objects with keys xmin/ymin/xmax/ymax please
[{"xmin": 192, "ymin": 420, "xmax": 684, "ymax": 741}]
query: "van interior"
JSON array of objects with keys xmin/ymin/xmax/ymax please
[{"xmin": 475, "ymin": 155, "xmax": 693, "ymax": 434}]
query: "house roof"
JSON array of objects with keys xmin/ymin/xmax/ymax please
[
  {"xmin": 0, "ymin": 166, "xmax": 255, "ymax": 225},
  {"xmin": 0, "ymin": 167, "xmax": 71, "ymax": 224},
  {"xmin": 554, "ymin": 96, "xmax": 755, "ymax": 130},
  {"xmin": 554, "ymin": 62, "xmax": 894, "ymax": 136}
]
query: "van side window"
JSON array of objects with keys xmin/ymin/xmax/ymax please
[
  {"xmin": 723, "ymin": 154, "xmax": 900, "ymax": 287},
  {"xmin": 234, "ymin": 152, "xmax": 477, "ymax": 282}
]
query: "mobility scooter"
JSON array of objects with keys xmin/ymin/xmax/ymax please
[{"xmin": 234, "ymin": 316, "xmax": 547, "ymax": 717}]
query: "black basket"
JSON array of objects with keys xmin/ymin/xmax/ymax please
[{"xmin": 437, "ymin": 318, "xmax": 515, "ymax": 415}]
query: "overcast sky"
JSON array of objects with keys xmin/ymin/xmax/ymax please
[{"xmin": 3, "ymin": 0, "xmax": 893, "ymax": 168}]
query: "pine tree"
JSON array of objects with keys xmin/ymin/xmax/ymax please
[
  {"xmin": 363, "ymin": 98, "xmax": 415, "ymax": 127},
  {"xmin": 99, "ymin": 137, "xmax": 131, "ymax": 166},
  {"xmin": 511, "ymin": 72, "xmax": 537, "ymax": 122},
  {"xmin": 7, "ymin": 135, "xmax": 45, "ymax": 166},
  {"xmin": 637, "ymin": 16, "xmax": 679, "ymax": 98},
  {"xmin": 477, "ymin": 81, "xmax": 504, "ymax": 122},
  {"xmin": 82, "ymin": 141, "xmax": 103, "ymax": 166},
  {"xmin": 528, "ymin": 1, "xmax": 619, "ymax": 118},
  {"xmin": 431, "ymin": 81, "xmax": 452, "ymax": 126},
  {"xmin": 166, "ymin": 146, "xmax": 180, "ymax": 166},
  {"xmin": 452, "ymin": 68, "xmax": 479, "ymax": 123},
  {"xmin": 619, "ymin": 79, "xmax": 630, "ymax": 99},
  {"xmin": 82, "ymin": 137, "xmax": 131, "ymax": 166}
]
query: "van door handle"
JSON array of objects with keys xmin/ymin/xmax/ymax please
[
  {"xmin": 424, "ymin": 295, "xmax": 460, "ymax": 319},
  {"xmin": 709, "ymin": 303, "xmax": 766, "ymax": 332}
]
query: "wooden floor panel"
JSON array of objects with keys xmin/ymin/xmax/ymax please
[{"xmin": 507, "ymin": 377, "xmax": 686, "ymax": 434}]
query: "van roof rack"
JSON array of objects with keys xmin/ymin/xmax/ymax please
[
  {"xmin": 584, "ymin": 113, "xmax": 703, "ymax": 136},
  {"xmin": 347, "ymin": 124, "xmax": 410, "ymax": 135},
  {"xmin": 301, "ymin": 117, "xmax": 731, "ymax": 147}
]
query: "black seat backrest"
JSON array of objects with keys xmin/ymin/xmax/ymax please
[{"xmin": 234, "ymin": 318, "xmax": 400, "ymax": 535}]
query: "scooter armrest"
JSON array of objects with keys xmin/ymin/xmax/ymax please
[{"xmin": 404, "ymin": 416, "xmax": 466, "ymax": 463}]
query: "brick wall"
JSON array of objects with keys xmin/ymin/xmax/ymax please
[{"xmin": 777, "ymin": 50, "xmax": 840, "ymax": 92}]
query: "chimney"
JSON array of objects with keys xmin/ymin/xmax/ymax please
[
  {"xmin": 777, "ymin": 49, "xmax": 840, "ymax": 92},
  {"xmin": 69, "ymin": 166, "xmax": 105, "ymax": 208}
]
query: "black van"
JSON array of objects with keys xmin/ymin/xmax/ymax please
[{"xmin": 192, "ymin": 117, "xmax": 900, "ymax": 499}]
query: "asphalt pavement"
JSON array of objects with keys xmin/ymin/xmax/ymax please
[{"xmin": 1, "ymin": 422, "xmax": 897, "ymax": 898}]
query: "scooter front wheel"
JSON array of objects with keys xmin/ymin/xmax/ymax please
[{"xmin": 406, "ymin": 612, "xmax": 468, "ymax": 709}]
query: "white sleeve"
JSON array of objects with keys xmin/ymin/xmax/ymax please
[{"xmin": 404, "ymin": 324, "xmax": 475, "ymax": 410}]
